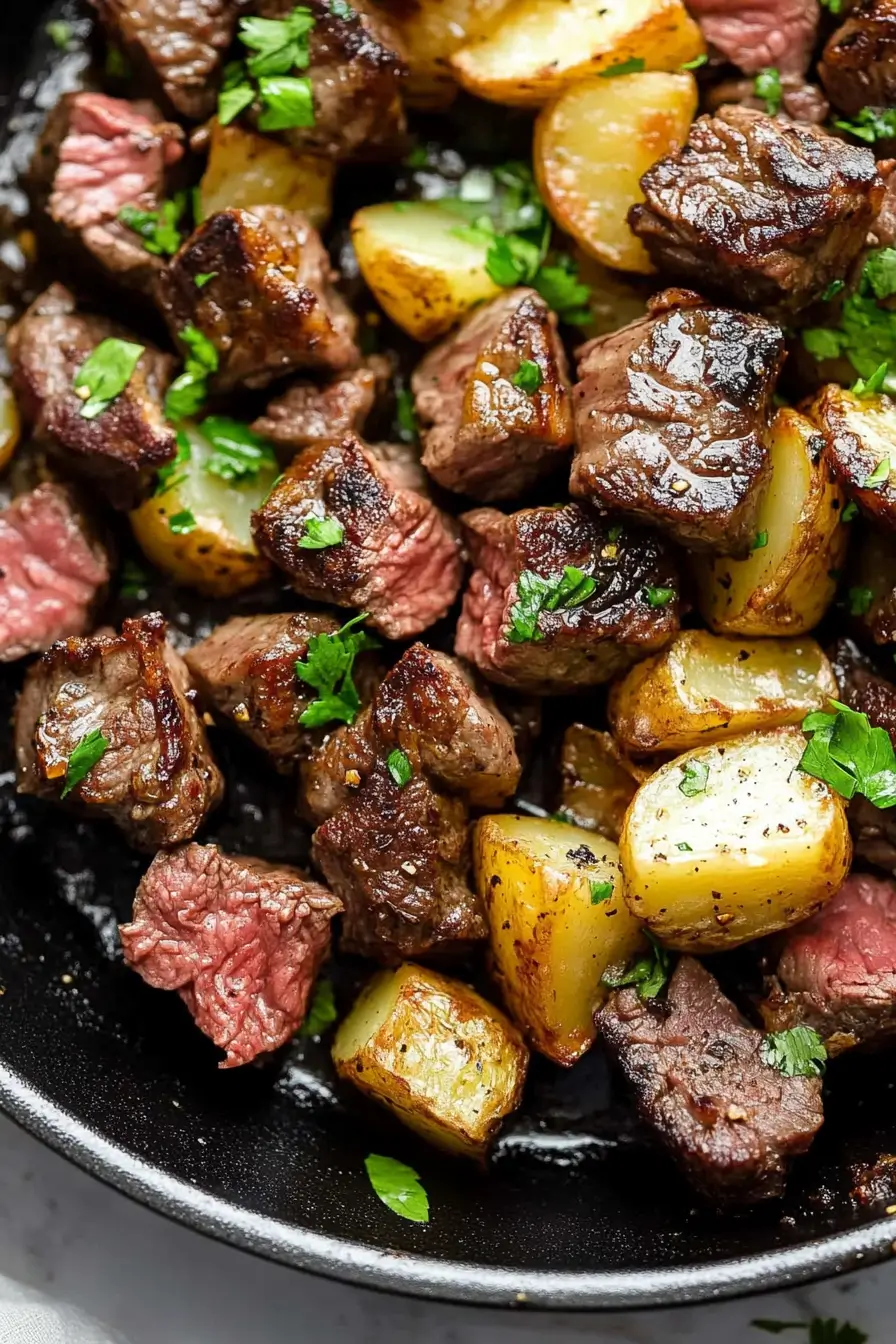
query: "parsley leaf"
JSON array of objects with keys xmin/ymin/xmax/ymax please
[
  {"xmin": 599, "ymin": 57, "xmax": 646, "ymax": 78},
  {"xmin": 679, "ymin": 759, "xmax": 709, "ymax": 797},
  {"xmin": 218, "ymin": 78, "xmax": 255, "ymax": 127},
  {"xmin": 155, "ymin": 428, "xmax": 191, "ymax": 496},
  {"xmin": 802, "ymin": 249, "xmax": 896, "ymax": 389},
  {"xmin": 168, "ymin": 509, "xmax": 197, "ymax": 535},
  {"xmin": 836, "ymin": 106, "xmax": 896, "ymax": 144},
  {"xmin": 680, "ymin": 53, "xmax": 708, "ymax": 71},
  {"xmin": 754, "ymin": 66, "xmax": 783, "ymax": 115},
  {"xmin": 395, "ymin": 386, "xmax": 418, "ymax": 443},
  {"xmin": 295, "ymin": 613, "xmax": 379, "ymax": 729},
  {"xmin": 507, "ymin": 566, "xmax": 596, "ymax": 643},
  {"xmin": 364, "ymin": 1154, "xmax": 429, "ymax": 1224},
  {"xmin": 194, "ymin": 271, "xmax": 217, "ymax": 288},
  {"xmin": 642, "ymin": 585, "xmax": 675, "ymax": 607},
  {"xmin": 761, "ymin": 1026, "xmax": 828, "ymax": 1079},
  {"xmin": 240, "ymin": 7, "xmax": 315, "ymax": 78},
  {"xmin": 849, "ymin": 586, "xmax": 874, "ymax": 616},
  {"xmin": 118, "ymin": 197, "xmax": 185, "ymax": 257},
  {"xmin": 61, "ymin": 729, "xmax": 109, "ymax": 799},
  {"xmin": 863, "ymin": 455, "xmax": 893, "ymax": 489},
  {"xmin": 852, "ymin": 360, "xmax": 889, "ymax": 397},
  {"xmin": 257, "ymin": 74, "xmax": 314, "ymax": 130},
  {"xmin": 73, "ymin": 338, "xmax": 144, "ymax": 420},
  {"xmin": 330, "ymin": 0, "xmax": 355, "ymax": 15},
  {"xmin": 512, "ymin": 359, "xmax": 543, "ymax": 393},
  {"xmin": 822, "ymin": 279, "xmax": 845, "ymax": 302},
  {"xmin": 602, "ymin": 932, "xmax": 672, "ymax": 1001},
  {"xmin": 299, "ymin": 514, "xmax": 344, "ymax": 549},
  {"xmin": 198, "ymin": 416, "xmax": 277, "ymax": 483},
  {"xmin": 165, "ymin": 324, "xmax": 219, "ymax": 421},
  {"xmin": 841, "ymin": 500, "xmax": 859, "ymax": 522},
  {"xmin": 386, "ymin": 748, "xmax": 413, "ymax": 788},
  {"xmin": 751, "ymin": 530, "xmax": 768, "ymax": 550},
  {"xmin": 45, "ymin": 20, "xmax": 73, "ymax": 49},
  {"xmin": 676, "ymin": 841, "xmax": 693, "ymax": 852},
  {"xmin": 119, "ymin": 557, "xmax": 150, "ymax": 599},
  {"xmin": 865, "ymin": 248, "xmax": 896, "ymax": 300},
  {"xmin": 590, "ymin": 880, "xmax": 613, "ymax": 904},
  {"xmin": 533, "ymin": 253, "xmax": 591, "ymax": 325},
  {"xmin": 799, "ymin": 701, "xmax": 896, "ymax": 807},
  {"xmin": 221, "ymin": 9, "xmax": 317, "ymax": 128},
  {"xmin": 300, "ymin": 979, "xmax": 337, "ymax": 1037}
]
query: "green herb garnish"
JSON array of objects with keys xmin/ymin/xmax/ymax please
[
  {"xmin": 822, "ymin": 279, "xmax": 845, "ymax": 302},
  {"xmin": 798, "ymin": 701, "xmax": 896, "ymax": 807},
  {"xmin": 512, "ymin": 359, "xmax": 543, "ymax": 393},
  {"xmin": 257, "ymin": 75, "xmax": 314, "ymax": 130},
  {"xmin": 118, "ymin": 196, "xmax": 185, "ymax": 257},
  {"xmin": 642, "ymin": 585, "xmax": 675, "ymax": 607},
  {"xmin": 198, "ymin": 416, "xmax": 277, "ymax": 483},
  {"xmin": 386, "ymin": 748, "xmax": 413, "ymax": 789},
  {"xmin": 165, "ymin": 324, "xmax": 219, "ymax": 421},
  {"xmin": 299, "ymin": 514, "xmax": 345, "ymax": 550},
  {"xmin": 194, "ymin": 271, "xmax": 218, "ymax": 288},
  {"xmin": 61, "ymin": 729, "xmax": 109, "ymax": 798},
  {"xmin": 119, "ymin": 557, "xmax": 150, "ymax": 599},
  {"xmin": 678, "ymin": 759, "xmax": 709, "ymax": 797},
  {"xmin": 754, "ymin": 67, "xmax": 783, "ymax": 116},
  {"xmin": 760, "ymin": 1026, "xmax": 827, "ymax": 1079},
  {"xmin": 680, "ymin": 53, "xmax": 708, "ymax": 71},
  {"xmin": 364, "ymin": 1154, "xmax": 429, "ymax": 1224},
  {"xmin": 295, "ymin": 613, "xmax": 379, "ymax": 729},
  {"xmin": 602, "ymin": 932, "xmax": 672, "ymax": 1001},
  {"xmin": 841, "ymin": 500, "xmax": 859, "ymax": 522},
  {"xmin": 168, "ymin": 509, "xmax": 197, "ymax": 535},
  {"xmin": 852, "ymin": 360, "xmax": 889, "ymax": 398},
  {"xmin": 218, "ymin": 7, "xmax": 316, "ymax": 129},
  {"xmin": 73, "ymin": 338, "xmax": 144, "ymax": 420},
  {"xmin": 590, "ymin": 880, "xmax": 613, "ymax": 905},
  {"xmin": 848, "ymin": 586, "xmax": 874, "ymax": 616},
  {"xmin": 802, "ymin": 249, "xmax": 896, "ymax": 390},
  {"xmin": 835, "ymin": 106, "xmax": 896, "ymax": 144},
  {"xmin": 676, "ymin": 841, "xmax": 693, "ymax": 852},
  {"xmin": 751, "ymin": 531, "xmax": 768, "ymax": 551},
  {"xmin": 599, "ymin": 57, "xmax": 646, "ymax": 78},
  {"xmin": 329, "ymin": 0, "xmax": 355, "ymax": 15},
  {"xmin": 45, "ymin": 20, "xmax": 73, "ymax": 49},
  {"xmin": 507, "ymin": 566, "xmax": 596, "ymax": 644},
  {"xmin": 300, "ymin": 979, "xmax": 337, "ymax": 1037},
  {"xmin": 395, "ymin": 386, "xmax": 418, "ymax": 443},
  {"xmin": 863, "ymin": 455, "xmax": 893, "ymax": 489}
]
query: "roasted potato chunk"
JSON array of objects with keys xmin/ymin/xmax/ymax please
[
  {"xmin": 473, "ymin": 815, "xmax": 644, "ymax": 1065},
  {"xmin": 620, "ymin": 728, "xmax": 852, "ymax": 953},
  {"xmin": 332, "ymin": 963, "xmax": 528, "ymax": 1158},
  {"xmin": 198, "ymin": 121, "xmax": 334, "ymax": 230},
  {"xmin": 535, "ymin": 72, "xmax": 698, "ymax": 275},
  {"xmin": 130, "ymin": 422, "xmax": 278, "ymax": 596},
  {"xmin": 809, "ymin": 384, "xmax": 896, "ymax": 529},
  {"xmin": 559, "ymin": 724, "xmax": 650, "ymax": 841},
  {"xmin": 351, "ymin": 201, "xmax": 502, "ymax": 341},
  {"xmin": 0, "ymin": 377, "xmax": 20, "ymax": 472},
  {"xmin": 384, "ymin": 0, "xmax": 514, "ymax": 108},
  {"xmin": 609, "ymin": 632, "xmax": 839, "ymax": 756},
  {"xmin": 697, "ymin": 408, "xmax": 849, "ymax": 636},
  {"xmin": 450, "ymin": 0, "xmax": 704, "ymax": 106}
]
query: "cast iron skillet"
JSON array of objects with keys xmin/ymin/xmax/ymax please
[{"xmin": 3, "ymin": 3, "xmax": 896, "ymax": 1312}]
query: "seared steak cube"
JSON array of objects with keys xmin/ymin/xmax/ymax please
[
  {"xmin": 761, "ymin": 873, "xmax": 896, "ymax": 1056},
  {"xmin": 8, "ymin": 284, "xmax": 176, "ymax": 509},
  {"xmin": 686, "ymin": 0, "xmax": 820, "ymax": 77},
  {"xmin": 30, "ymin": 93, "xmax": 184, "ymax": 294},
  {"xmin": 828, "ymin": 638, "xmax": 896, "ymax": 874},
  {"xmin": 89, "ymin": 0, "xmax": 238, "ymax": 121},
  {"xmin": 820, "ymin": 0, "xmax": 896, "ymax": 116},
  {"xmin": 251, "ymin": 356, "xmax": 391, "ymax": 456},
  {"xmin": 0, "ymin": 484, "xmax": 111, "ymax": 662},
  {"xmin": 411, "ymin": 288, "xmax": 574, "ymax": 501},
  {"xmin": 598, "ymin": 957, "xmax": 824, "ymax": 1204},
  {"xmin": 185, "ymin": 611, "xmax": 380, "ymax": 772},
  {"xmin": 629, "ymin": 107, "xmax": 884, "ymax": 317},
  {"xmin": 15, "ymin": 613, "xmax": 223, "ymax": 851},
  {"xmin": 455, "ymin": 505, "xmax": 679, "ymax": 695},
  {"xmin": 571, "ymin": 290, "xmax": 783, "ymax": 554},
  {"xmin": 252, "ymin": 0, "xmax": 407, "ymax": 160},
  {"xmin": 120, "ymin": 843, "xmax": 341, "ymax": 1066},
  {"xmin": 155, "ymin": 207, "xmax": 359, "ymax": 391},
  {"xmin": 252, "ymin": 435, "xmax": 463, "ymax": 639}
]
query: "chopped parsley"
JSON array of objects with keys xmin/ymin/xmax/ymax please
[
  {"xmin": 822, "ymin": 279, "xmax": 845, "ymax": 302},
  {"xmin": 852, "ymin": 360, "xmax": 889, "ymax": 398},
  {"xmin": 118, "ymin": 196, "xmax": 186, "ymax": 257},
  {"xmin": 45, "ymin": 20, "xmax": 73, "ymax": 49},
  {"xmin": 798, "ymin": 702, "xmax": 896, "ymax": 808},
  {"xmin": 642, "ymin": 585, "xmax": 675, "ymax": 607},
  {"xmin": 848, "ymin": 586, "xmax": 874, "ymax": 616},
  {"xmin": 395, "ymin": 386, "xmax": 418, "ymax": 443},
  {"xmin": 802, "ymin": 249, "xmax": 896, "ymax": 391},
  {"xmin": 678, "ymin": 759, "xmax": 709, "ymax": 797},
  {"xmin": 61, "ymin": 729, "xmax": 109, "ymax": 799},
  {"xmin": 863, "ymin": 454, "xmax": 893, "ymax": 489},
  {"xmin": 760, "ymin": 1026, "xmax": 827, "ymax": 1079},
  {"xmin": 512, "ymin": 359, "xmax": 543, "ymax": 393},
  {"xmin": 676, "ymin": 841, "xmax": 693, "ymax": 852},
  {"xmin": 751, "ymin": 531, "xmax": 768, "ymax": 551},
  {"xmin": 599, "ymin": 57, "xmax": 646, "ymax": 78},
  {"xmin": 818, "ymin": 0, "xmax": 844, "ymax": 10},
  {"xmin": 218, "ymin": 71, "xmax": 255, "ymax": 127},
  {"xmin": 155, "ymin": 428, "xmax": 191, "ymax": 496},
  {"xmin": 299, "ymin": 514, "xmax": 345, "ymax": 549},
  {"xmin": 835, "ymin": 106, "xmax": 896, "ymax": 144},
  {"xmin": 364, "ymin": 1154, "xmax": 429, "ymax": 1224},
  {"xmin": 257, "ymin": 75, "xmax": 315, "ymax": 130},
  {"xmin": 218, "ymin": 7, "xmax": 316, "ymax": 130},
  {"xmin": 841, "ymin": 500, "xmax": 859, "ymax": 522},
  {"xmin": 119, "ymin": 557, "xmax": 150, "ymax": 599},
  {"xmin": 104, "ymin": 46, "xmax": 129, "ymax": 79},
  {"xmin": 754, "ymin": 67, "xmax": 783, "ymax": 116},
  {"xmin": 295, "ymin": 613, "xmax": 378, "ymax": 729},
  {"xmin": 602, "ymin": 933, "xmax": 672, "ymax": 1001},
  {"xmin": 198, "ymin": 416, "xmax": 277, "ymax": 483},
  {"xmin": 386, "ymin": 748, "xmax": 413, "ymax": 789},
  {"xmin": 73, "ymin": 338, "xmax": 144, "ymax": 420},
  {"xmin": 329, "ymin": 0, "xmax": 356, "ymax": 15},
  {"xmin": 300, "ymin": 979, "xmax": 337, "ymax": 1037},
  {"xmin": 680, "ymin": 53, "xmax": 708, "ymax": 71},
  {"xmin": 168, "ymin": 509, "xmax": 197, "ymax": 535},
  {"xmin": 194, "ymin": 271, "xmax": 218, "ymax": 288},
  {"xmin": 165, "ymin": 324, "xmax": 219, "ymax": 421},
  {"xmin": 590, "ymin": 880, "xmax": 613, "ymax": 905},
  {"xmin": 507, "ymin": 566, "xmax": 596, "ymax": 643},
  {"xmin": 752, "ymin": 1319, "xmax": 865, "ymax": 1343}
]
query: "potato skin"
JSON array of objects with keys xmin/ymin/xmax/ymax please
[
  {"xmin": 809, "ymin": 384, "xmax": 896, "ymax": 529},
  {"xmin": 199, "ymin": 121, "xmax": 333, "ymax": 229},
  {"xmin": 620, "ymin": 728, "xmax": 852, "ymax": 953},
  {"xmin": 559, "ymin": 723, "xmax": 650, "ymax": 841},
  {"xmin": 608, "ymin": 631, "xmax": 839, "ymax": 755},
  {"xmin": 473, "ymin": 814, "xmax": 645, "ymax": 1065},
  {"xmin": 332, "ymin": 963, "xmax": 528, "ymax": 1159},
  {"xmin": 385, "ymin": 0, "xmax": 514, "ymax": 108}
]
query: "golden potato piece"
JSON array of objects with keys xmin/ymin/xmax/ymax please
[
  {"xmin": 535, "ymin": 72, "xmax": 698, "ymax": 274},
  {"xmin": 198, "ymin": 121, "xmax": 334, "ymax": 230},
  {"xmin": 559, "ymin": 723, "xmax": 650, "ymax": 841},
  {"xmin": 130, "ymin": 422, "xmax": 278, "ymax": 597},
  {"xmin": 620, "ymin": 728, "xmax": 852, "ymax": 953},
  {"xmin": 809, "ymin": 383, "xmax": 896, "ymax": 530},
  {"xmin": 451, "ymin": 0, "xmax": 704, "ymax": 106},
  {"xmin": 0, "ymin": 378, "xmax": 20, "ymax": 473},
  {"xmin": 473, "ymin": 814, "xmax": 645, "ymax": 1065},
  {"xmin": 697, "ymin": 408, "xmax": 849, "ymax": 636},
  {"xmin": 351, "ymin": 201, "xmax": 503, "ymax": 342},
  {"xmin": 608, "ymin": 631, "xmax": 839, "ymax": 756},
  {"xmin": 332, "ymin": 963, "xmax": 528, "ymax": 1159},
  {"xmin": 384, "ymin": 0, "xmax": 514, "ymax": 108}
]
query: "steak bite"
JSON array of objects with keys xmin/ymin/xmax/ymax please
[
  {"xmin": 89, "ymin": 0, "xmax": 238, "ymax": 121},
  {"xmin": 185, "ymin": 611, "xmax": 380, "ymax": 773},
  {"xmin": 251, "ymin": 435, "xmax": 463, "ymax": 640},
  {"xmin": 250, "ymin": 357, "xmax": 391, "ymax": 456},
  {"xmin": 155, "ymin": 208, "xmax": 360, "ymax": 392},
  {"xmin": 120, "ymin": 843, "xmax": 341, "ymax": 1066},
  {"xmin": 598, "ymin": 957, "xmax": 824, "ymax": 1204},
  {"xmin": 828, "ymin": 638, "xmax": 896, "ymax": 874},
  {"xmin": 15, "ymin": 613, "xmax": 223, "ymax": 851},
  {"xmin": 761, "ymin": 873, "xmax": 896, "ymax": 1056},
  {"xmin": 820, "ymin": 0, "xmax": 896, "ymax": 116},
  {"xmin": 455, "ymin": 504, "xmax": 679, "ymax": 695},
  {"xmin": 571, "ymin": 290, "xmax": 783, "ymax": 554},
  {"xmin": 30, "ymin": 92, "xmax": 184, "ymax": 294},
  {"xmin": 8, "ymin": 284, "xmax": 176, "ymax": 509},
  {"xmin": 686, "ymin": 0, "xmax": 820, "ymax": 77},
  {"xmin": 0, "ymin": 484, "xmax": 111, "ymax": 662},
  {"xmin": 411, "ymin": 288, "xmax": 575, "ymax": 501},
  {"xmin": 629, "ymin": 107, "xmax": 884, "ymax": 317}
]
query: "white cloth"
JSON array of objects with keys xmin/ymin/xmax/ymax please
[{"xmin": 0, "ymin": 1276, "xmax": 123, "ymax": 1344}]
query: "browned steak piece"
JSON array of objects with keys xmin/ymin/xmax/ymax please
[
  {"xmin": 820, "ymin": 0, "xmax": 896, "ymax": 116},
  {"xmin": 0, "ymin": 484, "xmax": 111, "ymax": 662},
  {"xmin": 15, "ymin": 613, "xmax": 223, "ymax": 851},
  {"xmin": 89, "ymin": 0, "xmax": 238, "ymax": 121},
  {"xmin": 185, "ymin": 611, "xmax": 380, "ymax": 772},
  {"xmin": 686, "ymin": 0, "xmax": 820, "ymax": 77},
  {"xmin": 454, "ymin": 504, "xmax": 679, "ymax": 694},
  {"xmin": 829, "ymin": 637, "xmax": 896, "ymax": 874},
  {"xmin": 252, "ymin": 0, "xmax": 407, "ymax": 159},
  {"xmin": 251, "ymin": 435, "xmax": 463, "ymax": 639},
  {"xmin": 411, "ymin": 288, "xmax": 574, "ymax": 501},
  {"xmin": 597, "ymin": 957, "xmax": 824, "ymax": 1204},
  {"xmin": 761, "ymin": 873, "xmax": 896, "ymax": 1056},
  {"xmin": 250, "ymin": 356, "xmax": 391, "ymax": 456},
  {"xmin": 629, "ymin": 107, "xmax": 884, "ymax": 317},
  {"xmin": 8, "ymin": 284, "xmax": 176, "ymax": 509},
  {"xmin": 30, "ymin": 92, "xmax": 184, "ymax": 293},
  {"xmin": 155, "ymin": 207, "xmax": 359, "ymax": 392},
  {"xmin": 571, "ymin": 290, "xmax": 783, "ymax": 554},
  {"xmin": 120, "ymin": 843, "xmax": 341, "ymax": 1066}
]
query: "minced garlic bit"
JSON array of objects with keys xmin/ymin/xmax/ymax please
[
  {"xmin": 401, "ymin": 861, "xmax": 418, "ymax": 877},
  {"xmin": 232, "ymin": 702, "xmax": 250, "ymax": 723},
  {"xmin": 345, "ymin": 768, "xmax": 361, "ymax": 787}
]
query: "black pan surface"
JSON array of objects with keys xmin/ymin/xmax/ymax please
[{"xmin": 3, "ymin": 2, "xmax": 896, "ymax": 1312}]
